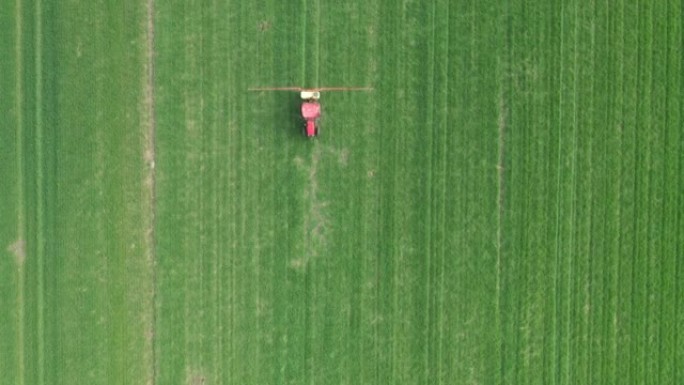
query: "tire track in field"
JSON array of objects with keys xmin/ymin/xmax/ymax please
[
  {"xmin": 291, "ymin": 143, "xmax": 328, "ymax": 270},
  {"xmin": 423, "ymin": 0, "xmax": 456, "ymax": 382},
  {"xmin": 312, "ymin": 0, "xmax": 320, "ymax": 85},
  {"xmin": 33, "ymin": 1, "xmax": 47, "ymax": 383},
  {"xmin": 673, "ymin": 3, "xmax": 684, "ymax": 380},
  {"xmin": 142, "ymin": 0, "xmax": 157, "ymax": 383},
  {"xmin": 12, "ymin": 0, "xmax": 26, "ymax": 382},
  {"xmin": 566, "ymin": 2, "xmax": 581, "ymax": 383},
  {"xmin": 495, "ymin": 75, "xmax": 507, "ymax": 385},
  {"xmin": 496, "ymin": 82, "xmax": 507, "ymax": 297},
  {"xmin": 553, "ymin": 1, "xmax": 573, "ymax": 383},
  {"xmin": 436, "ymin": 1, "xmax": 450, "ymax": 383},
  {"xmin": 495, "ymin": 1, "xmax": 513, "ymax": 382},
  {"xmin": 292, "ymin": 0, "xmax": 323, "ymax": 273},
  {"xmin": 300, "ymin": 0, "xmax": 308, "ymax": 84}
]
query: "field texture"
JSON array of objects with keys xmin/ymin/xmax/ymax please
[{"xmin": 2, "ymin": 0, "xmax": 683, "ymax": 384}]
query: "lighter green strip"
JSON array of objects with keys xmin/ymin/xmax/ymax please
[
  {"xmin": 208, "ymin": 2, "xmax": 223, "ymax": 382},
  {"xmin": 495, "ymin": 45, "xmax": 505, "ymax": 385},
  {"xmin": 390, "ymin": 1, "xmax": 409, "ymax": 382},
  {"xmin": 611, "ymin": 2, "xmax": 626, "ymax": 383},
  {"xmin": 144, "ymin": 0, "xmax": 157, "ymax": 381},
  {"xmin": 586, "ymin": 1, "xmax": 597, "ymax": 382},
  {"xmin": 436, "ymin": 2, "xmax": 449, "ymax": 385},
  {"xmin": 33, "ymin": 0, "xmax": 46, "ymax": 383},
  {"xmin": 567, "ymin": 1, "xmax": 581, "ymax": 383},
  {"xmin": 14, "ymin": 0, "xmax": 25, "ymax": 384},
  {"xmin": 423, "ymin": 1, "xmax": 436, "ymax": 383},
  {"xmin": 678, "ymin": 4, "xmax": 684, "ymax": 381},
  {"xmin": 630, "ymin": 2, "xmax": 642, "ymax": 379},
  {"xmin": 553, "ymin": 1, "xmax": 566, "ymax": 384},
  {"xmin": 300, "ymin": 0, "xmax": 307, "ymax": 83},
  {"xmin": 313, "ymin": 0, "xmax": 320, "ymax": 85},
  {"xmin": 647, "ymin": 4, "xmax": 660, "ymax": 383}
]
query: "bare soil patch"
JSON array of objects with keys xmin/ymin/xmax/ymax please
[{"xmin": 7, "ymin": 238, "xmax": 26, "ymax": 266}]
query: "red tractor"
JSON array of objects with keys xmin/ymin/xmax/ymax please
[
  {"xmin": 250, "ymin": 87, "xmax": 372, "ymax": 137},
  {"xmin": 300, "ymin": 90, "xmax": 322, "ymax": 137}
]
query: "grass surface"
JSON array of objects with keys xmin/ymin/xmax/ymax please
[
  {"xmin": 2, "ymin": 1, "xmax": 155, "ymax": 384},
  {"xmin": 2, "ymin": 0, "xmax": 683, "ymax": 384}
]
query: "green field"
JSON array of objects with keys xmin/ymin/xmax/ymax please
[{"xmin": 2, "ymin": 0, "xmax": 683, "ymax": 384}]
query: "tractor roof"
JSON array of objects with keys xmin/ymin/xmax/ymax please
[{"xmin": 301, "ymin": 102, "xmax": 321, "ymax": 119}]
